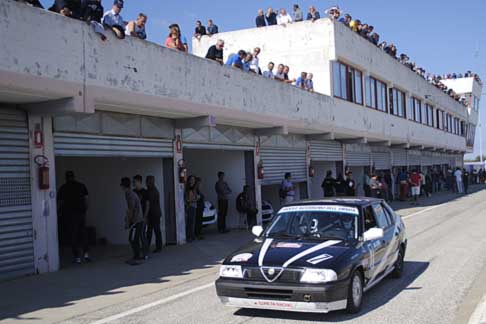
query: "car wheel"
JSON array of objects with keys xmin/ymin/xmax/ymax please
[
  {"xmin": 391, "ymin": 246, "xmax": 405, "ymax": 279},
  {"xmin": 346, "ymin": 270, "xmax": 363, "ymax": 314}
]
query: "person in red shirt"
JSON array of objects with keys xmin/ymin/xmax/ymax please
[{"xmin": 409, "ymin": 170, "xmax": 421, "ymax": 204}]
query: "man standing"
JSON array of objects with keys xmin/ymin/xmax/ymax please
[
  {"xmin": 236, "ymin": 185, "xmax": 258, "ymax": 229},
  {"xmin": 57, "ymin": 171, "xmax": 90, "ymax": 264},
  {"xmin": 280, "ymin": 172, "xmax": 295, "ymax": 204},
  {"xmin": 194, "ymin": 20, "xmax": 206, "ymax": 39},
  {"xmin": 207, "ymin": 19, "xmax": 219, "ymax": 36},
  {"xmin": 463, "ymin": 169, "xmax": 470, "ymax": 194},
  {"xmin": 321, "ymin": 170, "xmax": 336, "ymax": 197},
  {"xmin": 256, "ymin": 9, "xmax": 266, "ymax": 27},
  {"xmin": 454, "ymin": 168, "xmax": 464, "ymax": 194},
  {"xmin": 195, "ymin": 177, "xmax": 205, "ymax": 240},
  {"xmin": 277, "ymin": 8, "xmax": 293, "ymax": 25},
  {"xmin": 363, "ymin": 171, "xmax": 372, "ymax": 197},
  {"xmin": 307, "ymin": 6, "xmax": 321, "ymax": 22},
  {"xmin": 215, "ymin": 172, "xmax": 232, "ymax": 233},
  {"xmin": 125, "ymin": 13, "xmax": 147, "ymax": 40},
  {"xmin": 145, "ymin": 176, "xmax": 163, "ymax": 252},
  {"xmin": 345, "ymin": 172, "xmax": 356, "ymax": 196},
  {"xmin": 409, "ymin": 170, "xmax": 421, "ymax": 205},
  {"xmin": 205, "ymin": 39, "xmax": 225, "ymax": 64},
  {"xmin": 102, "ymin": 0, "xmax": 125, "ymax": 39},
  {"xmin": 121, "ymin": 177, "xmax": 147, "ymax": 265},
  {"xmin": 293, "ymin": 4, "xmax": 303, "ymax": 22},
  {"xmin": 225, "ymin": 50, "xmax": 246, "ymax": 69},
  {"xmin": 397, "ymin": 169, "xmax": 409, "ymax": 201}
]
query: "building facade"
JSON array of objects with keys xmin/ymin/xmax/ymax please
[{"xmin": 0, "ymin": 0, "xmax": 480, "ymax": 280}]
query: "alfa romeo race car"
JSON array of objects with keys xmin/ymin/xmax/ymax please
[{"xmin": 215, "ymin": 198, "xmax": 407, "ymax": 314}]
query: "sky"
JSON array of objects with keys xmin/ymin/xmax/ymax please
[{"xmin": 39, "ymin": 0, "xmax": 486, "ymax": 157}]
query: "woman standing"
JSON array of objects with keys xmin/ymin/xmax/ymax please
[
  {"xmin": 185, "ymin": 176, "xmax": 198, "ymax": 242},
  {"xmin": 165, "ymin": 26, "xmax": 186, "ymax": 51}
]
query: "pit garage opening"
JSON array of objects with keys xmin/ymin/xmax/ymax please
[{"xmin": 54, "ymin": 133, "xmax": 175, "ymax": 266}]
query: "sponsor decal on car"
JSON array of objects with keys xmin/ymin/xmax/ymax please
[
  {"xmin": 306, "ymin": 253, "xmax": 333, "ymax": 265},
  {"xmin": 275, "ymin": 242, "xmax": 303, "ymax": 249},
  {"xmin": 279, "ymin": 205, "xmax": 359, "ymax": 215}
]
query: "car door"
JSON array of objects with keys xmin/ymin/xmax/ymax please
[
  {"xmin": 371, "ymin": 203, "xmax": 395, "ymax": 277},
  {"xmin": 362, "ymin": 205, "xmax": 388, "ymax": 282}
]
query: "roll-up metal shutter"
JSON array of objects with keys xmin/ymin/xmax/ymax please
[
  {"xmin": 345, "ymin": 144, "xmax": 371, "ymax": 167},
  {"xmin": 310, "ymin": 141, "xmax": 343, "ymax": 161},
  {"xmin": 391, "ymin": 149, "xmax": 408, "ymax": 166},
  {"xmin": 421, "ymin": 152, "xmax": 434, "ymax": 166},
  {"xmin": 0, "ymin": 108, "xmax": 34, "ymax": 281},
  {"xmin": 407, "ymin": 150, "xmax": 421, "ymax": 166},
  {"xmin": 54, "ymin": 133, "xmax": 173, "ymax": 157},
  {"xmin": 372, "ymin": 152, "xmax": 391, "ymax": 170},
  {"xmin": 260, "ymin": 147, "xmax": 306, "ymax": 185}
]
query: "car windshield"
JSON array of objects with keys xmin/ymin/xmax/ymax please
[{"xmin": 265, "ymin": 205, "xmax": 358, "ymax": 242}]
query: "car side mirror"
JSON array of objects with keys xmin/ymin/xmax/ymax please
[
  {"xmin": 363, "ymin": 228, "xmax": 384, "ymax": 242},
  {"xmin": 252, "ymin": 225, "xmax": 264, "ymax": 237}
]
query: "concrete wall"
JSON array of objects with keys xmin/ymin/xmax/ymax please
[
  {"xmin": 55, "ymin": 157, "xmax": 164, "ymax": 245},
  {"xmin": 0, "ymin": 0, "xmax": 469, "ymax": 153},
  {"xmin": 183, "ymin": 149, "xmax": 246, "ymax": 229}
]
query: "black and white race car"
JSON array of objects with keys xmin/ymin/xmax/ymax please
[{"xmin": 216, "ymin": 198, "xmax": 407, "ymax": 314}]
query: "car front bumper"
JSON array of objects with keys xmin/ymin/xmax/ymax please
[{"xmin": 215, "ymin": 278, "xmax": 348, "ymax": 313}]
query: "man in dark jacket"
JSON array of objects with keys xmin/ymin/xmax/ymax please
[
  {"xmin": 236, "ymin": 185, "xmax": 258, "ymax": 229},
  {"xmin": 345, "ymin": 172, "xmax": 356, "ymax": 196},
  {"xmin": 145, "ymin": 176, "xmax": 163, "ymax": 252},
  {"xmin": 321, "ymin": 170, "xmax": 336, "ymax": 197}
]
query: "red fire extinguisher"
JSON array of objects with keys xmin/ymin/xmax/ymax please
[
  {"xmin": 257, "ymin": 161, "xmax": 264, "ymax": 180},
  {"xmin": 34, "ymin": 155, "xmax": 49, "ymax": 190},
  {"xmin": 178, "ymin": 159, "xmax": 187, "ymax": 184},
  {"xmin": 308, "ymin": 165, "xmax": 315, "ymax": 178}
]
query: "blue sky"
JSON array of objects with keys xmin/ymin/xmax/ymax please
[{"xmin": 39, "ymin": 0, "xmax": 486, "ymax": 157}]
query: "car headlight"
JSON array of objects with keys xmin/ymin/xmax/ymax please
[
  {"xmin": 219, "ymin": 265, "xmax": 244, "ymax": 278},
  {"xmin": 300, "ymin": 269, "xmax": 337, "ymax": 283}
]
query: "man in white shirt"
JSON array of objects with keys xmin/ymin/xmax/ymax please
[
  {"xmin": 249, "ymin": 47, "xmax": 261, "ymax": 74},
  {"xmin": 454, "ymin": 168, "xmax": 463, "ymax": 194},
  {"xmin": 277, "ymin": 8, "xmax": 293, "ymax": 25}
]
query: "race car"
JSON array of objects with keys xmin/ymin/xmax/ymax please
[
  {"xmin": 261, "ymin": 200, "xmax": 275, "ymax": 223},
  {"xmin": 202, "ymin": 201, "xmax": 218, "ymax": 226},
  {"xmin": 215, "ymin": 198, "xmax": 407, "ymax": 314}
]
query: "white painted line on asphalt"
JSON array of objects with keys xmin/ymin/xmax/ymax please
[
  {"xmin": 467, "ymin": 295, "xmax": 486, "ymax": 324},
  {"xmin": 401, "ymin": 203, "xmax": 447, "ymax": 220},
  {"xmin": 89, "ymin": 282, "xmax": 215, "ymax": 324}
]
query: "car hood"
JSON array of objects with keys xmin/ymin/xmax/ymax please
[{"xmin": 227, "ymin": 238, "xmax": 352, "ymax": 269}]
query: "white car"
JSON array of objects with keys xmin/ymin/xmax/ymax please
[
  {"xmin": 203, "ymin": 201, "xmax": 218, "ymax": 226},
  {"xmin": 261, "ymin": 200, "xmax": 274, "ymax": 223}
]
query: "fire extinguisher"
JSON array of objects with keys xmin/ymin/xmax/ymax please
[
  {"xmin": 178, "ymin": 159, "xmax": 187, "ymax": 184},
  {"xmin": 308, "ymin": 165, "xmax": 315, "ymax": 178},
  {"xmin": 34, "ymin": 155, "xmax": 50, "ymax": 190},
  {"xmin": 257, "ymin": 161, "xmax": 264, "ymax": 180}
]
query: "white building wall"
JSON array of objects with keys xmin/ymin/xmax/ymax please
[{"xmin": 55, "ymin": 157, "xmax": 164, "ymax": 245}]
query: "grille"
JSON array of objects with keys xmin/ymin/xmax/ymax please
[
  {"xmin": 245, "ymin": 267, "xmax": 303, "ymax": 283},
  {"xmin": 0, "ymin": 177, "xmax": 31, "ymax": 207},
  {"xmin": 244, "ymin": 287, "xmax": 293, "ymax": 300}
]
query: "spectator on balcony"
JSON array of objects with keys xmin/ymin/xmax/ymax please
[
  {"xmin": 263, "ymin": 62, "xmax": 275, "ymax": 79},
  {"xmin": 307, "ymin": 6, "xmax": 320, "ymax": 22},
  {"xmin": 274, "ymin": 64, "xmax": 286, "ymax": 82},
  {"xmin": 277, "ymin": 8, "xmax": 293, "ymax": 25},
  {"xmin": 359, "ymin": 23, "xmax": 370, "ymax": 37},
  {"xmin": 385, "ymin": 43, "xmax": 397, "ymax": 58},
  {"xmin": 102, "ymin": 0, "xmax": 125, "ymax": 39},
  {"xmin": 125, "ymin": 13, "xmax": 147, "ymax": 40},
  {"xmin": 378, "ymin": 41, "xmax": 387, "ymax": 50},
  {"xmin": 339, "ymin": 13, "xmax": 351, "ymax": 25},
  {"xmin": 369, "ymin": 32, "xmax": 380, "ymax": 45},
  {"xmin": 49, "ymin": 0, "xmax": 84, "ymax": 19},
  {"xmin": 83, "ymin": 0, "xmax": 104, "ymax": 23},
  {"xmin": 207, "ymin": 19, "xmax": 219, "ymax": 36},
  {"xmin": 256, "ymin": 9, "xmax": 266, "ymax": 27},
  {"xmin": 165, "ymin": 26, "xmax": 186, "ymax": 51},
  {"xmin": 242, "ymin": 53, "xmax": 253, "ymax": 72},
  {"xmin": 249, "ymin": 47, "xmax": 261, "ymax": 74},
  {"xmin": 18, "ymin": 0, "xmax": 44, "ymax": 8},
  {"xmin": 293, "ymin": 4, "xmax": 303, "ymax": 22},
  {"xmin": 295, "ymin": 72, "xmax": 307, "ymax": 89},
  {"xmin": 266, "ymin": 7, "xmax": 277, "ymax": 26},
  {"xmin": 194, "ymin": 20, "xmax": 206, "ymax": 40},
  {"xmin": 225, "ymin": 50, "xmax": 246, "ymax": 69},
  {"xmin": 324, "ymin": 6, "xmax": 341, "ymax": 21},
  {"xmin": 349, "ymin": 19, "xmax": 360, "ymax": 32},
  {"xmin": 205, "ymin": 39, "xmax": 225, "ymax": 64},
  {"xmin": 169, "ymin": 24, "xmax": 188, "ymax": 52},
  {"xmin": 305, "ymin": 73, "xmax": 314, "ymax": 92},
  {"xmin": 283, "ymin": 65, "xmax": 296, "ymax": 84}
]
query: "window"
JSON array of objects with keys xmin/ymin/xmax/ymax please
[
  {"xmin": 371, "ymin": 204, "xmax": 390, "ymax": 228},
  {"xmin": 407, "ymin": 97, "xmax": 414, "ymax": 121},
  {"xmin": 365, "ymin": 76, "xmax": 387, "ymax": 112},
  {"xmin": 409, "ymin": 97, "xmax": 422, "ymax": 123},
  {"xmin": 333, "ymin": 61, "xmax": 363, "ymax": 105},
  {"xmin": 364, "ymin": 206, "xmax": 377, "ymax": 231},
  {"xmin": 389, "ymin": 88, "xmax": 406, "ymax": 118},
  {"xmin": 460, "ymin": 121, "xmax": 466, "ymax": 137},
  {"xmin": 421, "ymin": 103, "xmax": 427, "ymax": 125},
  {"xmin": 426, "ymin": 104, "xmax": 434, "ymax": 127},
  {"xmin": 436, "ymin": 109, "xmax": 444, "ymax": 130},
  {"xmin": 382, "ymin": 202, "xmax": 396, "ymax": 225}
]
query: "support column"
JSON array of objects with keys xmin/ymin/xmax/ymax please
[
  {"xmin": 28, "ymin": 114, "xmax": 60, "ymax": 274},
  {"xmin": 173, "ymin": 129, "xmax": 186, "ymax": 245},
  {"xmin": 254, "ymin": 137, "xmax": 262, "ymax": 226},
  {"xmin": 306, "ymin": 142, "xmax": 312, "ymax": 199}
]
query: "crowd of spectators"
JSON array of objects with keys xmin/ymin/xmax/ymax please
[{"xmin": 15, "ymin": 0, "xmax": 482, "ymax": 99}]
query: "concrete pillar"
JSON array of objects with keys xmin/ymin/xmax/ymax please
[
  {"xmin": 27, "ymin": 114, "xmax": 60, "ymax": 274},
  {"xmin": 173, "ymin": 129, "xmax": 186, "ymax": 244},
  {"xmin": 306, "ymin": 142, "xmax": 312, "ymax": 199},
  {"xmin": 254, "ymin": 137, "xmax": 262, "ymax": 226}
]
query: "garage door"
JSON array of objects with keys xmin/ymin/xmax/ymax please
[
  {"xmin": 0, "ymin": 108, "xmax": 34, "ymax": 281},
  {"xmin": 345, "ymin": 144, "xmax": 371, "ymax": 167},
  {"xmin": 372, "ymin": 151, "xmax": 391, "ymax": 170},
  {"xmin": 310, "ymin": 141, "xmax": 343, "ymax": 161},
  {"xmin": 54, "ymin": 133, "xmax": 173, "ymax": 157},
  {"xmin": 260, "ymin": 147, "xmax": 306, "ymax": 185},
  {"xmin": 391, "ymin": 149, "xmax": 408, "ymax": 166}
]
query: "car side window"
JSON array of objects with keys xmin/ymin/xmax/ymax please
[
  {"xmin": 372, "ymin": 203, "xmax": 390, "ymax": 229},
  {"xmin": 364, "ymin": 206, "xmax": 377, "ymax": 231},
  {"xmin": 382, "ymin": 203, "xmax": 395, "ymax": 225}
]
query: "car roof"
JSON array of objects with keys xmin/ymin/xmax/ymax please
[{"xmin": 286, "ymin": 197, "xmax": 384, "ymax": 208}]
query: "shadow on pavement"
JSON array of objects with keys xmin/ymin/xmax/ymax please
[
  {"xmin": 234, "ymin": 260, "xmax": 430, "ymax": 322},
  {"xmin": 0, "ymin": 229, "xmax": 252, "ymax": 321}
]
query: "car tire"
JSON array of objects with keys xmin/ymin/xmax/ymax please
[
  {"xmin": 346, "ymin": 270, "xmax": 363, "ymax": 314},
  {"xmin": 391, "ymin": 246, "xmax": 405, "ymax": 279}
]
